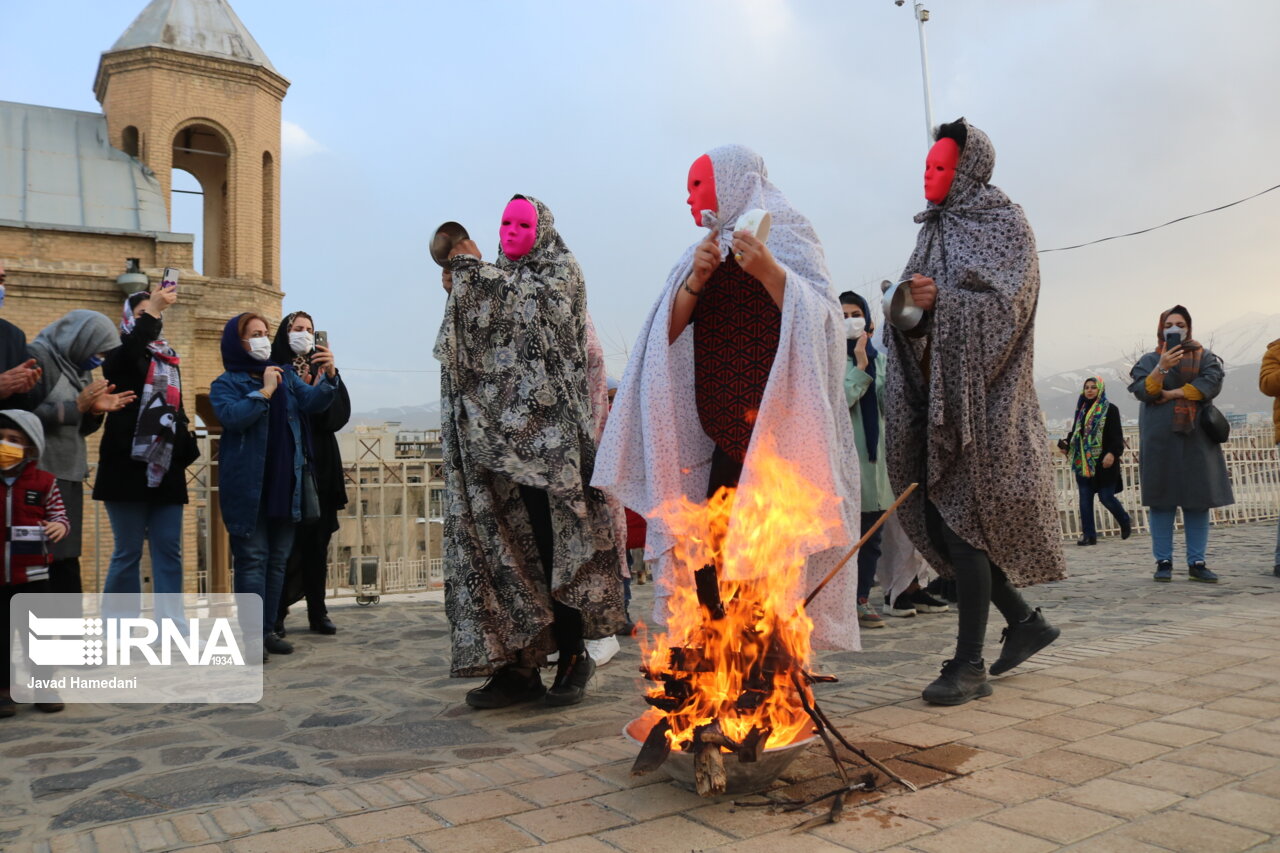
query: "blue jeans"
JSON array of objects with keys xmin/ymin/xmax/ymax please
[
  {"xmin": 1076, "ymin": 475, "xmax": 1130, "ymax": 540},
  {"xmin": 857, "ymin": 511, "xmax": 885, "ymax": 601},
  {"xmin": 1149, "ymin": 507, "xmax": 1210, "ymax": 565},
  {"xmin": 102, "ymin": 501, "xmax": 186, "ymax": 628},
  {"xmin": 229, "ymin": 504, "xmax": 296, "ymax": 638}
]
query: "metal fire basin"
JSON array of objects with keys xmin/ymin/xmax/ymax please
[{"xmin": 624, "ymin": 716, "xmax": 817, "ymax": 795}]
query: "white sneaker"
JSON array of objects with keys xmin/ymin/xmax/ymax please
[{"xmin": 584, "ymin": 635, "xmax": 620, "ymax": 666}]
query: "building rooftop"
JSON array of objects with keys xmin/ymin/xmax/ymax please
[
  {"xmin": 106, "ymin": 0, "xmax": 278, "ymax": 73},
  {"xmin": 0, "ymin": 101, "xmax": 170, "ymax": 234}
]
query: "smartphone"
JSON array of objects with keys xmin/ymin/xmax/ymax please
[
  {"xmin": 315, "ymin": 330, "xmax": 328, "ymax": 350},
  {"xmin": 1163, "ymin": 330, "xmax": 1183, "ymax": 350},
  {"xmin": 161, "ymin": 267, "xmax": 179, "ymax": 291}
]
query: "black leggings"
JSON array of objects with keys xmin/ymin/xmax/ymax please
[
  {"xmin": 926, "ymin": 501, "xmax": 1031, "ymax": 663},
  {"xmin": 519, "ymin": 485, "xmax": 584, "ymax": 656}
]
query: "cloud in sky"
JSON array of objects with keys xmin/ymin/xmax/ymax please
[{"xmin": 281, "ymin": 120, "xmax": 324, "ymax": 158}]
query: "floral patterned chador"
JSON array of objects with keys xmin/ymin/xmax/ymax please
[{"xmin": 434, "ymin": 196, "xmax": 624, "ymax": 677}]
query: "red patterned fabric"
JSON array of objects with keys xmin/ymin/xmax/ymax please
[{"xmin": 692, "ymin": 260, "xmax": 781, "ymax": 462}]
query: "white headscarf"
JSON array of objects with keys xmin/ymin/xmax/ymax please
[{"xmin": 592, "ymin": 144, "xmax": 862, "ymax": 651}]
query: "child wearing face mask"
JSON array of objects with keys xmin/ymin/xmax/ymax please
[{"xmin": 0, "ymin": 410, "xmax": 70, "ymax": 716}]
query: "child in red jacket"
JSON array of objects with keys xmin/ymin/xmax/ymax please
[{"xmin": 1, "ymin": 409, "xmax": 69, "ymax": 716}]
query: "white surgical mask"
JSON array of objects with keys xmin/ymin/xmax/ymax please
[
  {"xmin": 288, "ymin": 331, "xmax": 315, "ymax": 355},
  {"xmin": 245, "ymin": 337, "xmax": 272, "ymax": 361},
  {"xmin": 844, "ymin": 316, "xmax": 866, "ymax": 339},
  {"xmin": 1164, "ymin": 326, "xmax": 1185, "ymax": 344}
]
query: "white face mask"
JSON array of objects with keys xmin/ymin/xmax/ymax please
[
  {"xmin": 844, "ymin": 316, "xmax": 866, "ymax": 340},
  {"xmin": 288, "ymin": 331, "xmax": 315, "ymax": 355},
  {"xmin": 245, "ymin": 337, "xmax": 272, "ymax": 361}
]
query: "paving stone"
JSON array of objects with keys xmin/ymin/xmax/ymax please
[
  {"xmin": 410, "ymin": 818, "xmax": 536, "ymax": 852},
  {"xmin": 229, "ymin": 824, "xmax": 346, "ymax": 853},
  {"xmin": 909, "ymin": 820, "xmax": 1057, "ymax": 853},
  {"xmin": 594, "ymin": 814, "xmax": 733, "ymax": 852},
  {"xmin": 31, "ymin": 757, "xmax": 143, "ymax": 799},
  {"xmin": 1014, "ymin": 713, "xmax": 1114, "ymax": 742},
  {"xmin": 879, "ymin": 786, "xmax": 1001, "ymax": 827},
  {"xmin": 683, "ymin": 799, "xmax": 819, "ymax": 840},
  {"xmin": 1162, "ymin": 707, "xmax": 1257, "ymax": 732},
  {"xmin": 1114, "ymin": 811, "xmax": 1268, "ymax": 852},
  {"xmin": 961, "ymin": 728, "xmax": 1066, "ymax": 758},
  {"xmin": 1203, "ymin": 696, "xmax": 1280, "ymax": 718},
  {"xmin": 426, "ymin": 789, "xmax": 535, "ymax": 825},
  {"xmin": 1110, "ymin": 758, "xmax": 1237, "ymax": 795},
  {"xmin": 331, "ymin": 805, "xmax": 443, "ymax": 843},
  {"xmin": 986, "ymin": 798, "xmax": 1123, "ymax": 843},
  {"xmin": 507, "ymin": 800, "xmax": 631, "ymax": 842},
  {"xmin": 1061, "ymin": 733, "xmax": 1173, "ymax": 763},
  {"xmin": 592, "ymin": 783, "xmax": 710, "ymax": 821},
  {"xmin": 704, "ymin": 829, "xmax": 853, "ymax": 852},
  {"xmin": 1009, "ymin": 748, "xmax": 1123, "ymax": 784},
  {"xmin": 924, "ymin": 708, "xmax": 1022, "ymax": 734},
  {"xmin": 877, "ymin": 722, "xmax": 970, "ymax": 749},
  {"xmin": 1178, "ymin": 787, "xmax": 1280, "ymax": 833},
  {"xmin": 946, "ymin": 767, "xmax": 1065, "ymax": 804},
  {"xmin": 1054, "ymin": 777, "xmax": 1184, "ymax": 817},
  {"xmin": 900, "ymin": 743, "xmax": 1005, "ymax": 775},
  {"xmin": 509, "ymin": 771, "xmax": 619, "ymax": 807}
]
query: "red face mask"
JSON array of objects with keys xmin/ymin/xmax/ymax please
[
  {"xmin": 923, "ymin": 137, "xmax": 960, "ymax": 204},
  {"xmin": 686, "ymin": 154, "xmax": 717, "ymax": 226}
]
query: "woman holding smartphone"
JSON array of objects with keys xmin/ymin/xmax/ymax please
[
  {"xmin": 211, "ymin": 312, "xmax": 338, "ymax": 660},
  {"xmin": 270, "ymin": 311, "xmax": 349, "ymax": 637},
  {"xmin": 1128, "ymin": 305, "xmax": 1233, "ymax": 583}
]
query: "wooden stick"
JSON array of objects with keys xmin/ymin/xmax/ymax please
[{"xmin": 803, "ymin": 482, "xmax": 918, "ymax": 608}]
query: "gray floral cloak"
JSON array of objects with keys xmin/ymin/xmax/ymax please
[
  {"xmin": 434, "ymin": 195, "xmax": 624, "ymax": 677},
  {"xmin": 883, "ymin": 120, "xmax": 1067, "ymax": 588}
]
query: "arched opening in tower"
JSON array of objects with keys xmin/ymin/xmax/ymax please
[{"xmin": 171, "ymin": 124, "xmax": 231, "ymax": 277}]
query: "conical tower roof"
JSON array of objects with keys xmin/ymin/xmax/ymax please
[{"xmin": 106, "ymin": 0, "xmax": 277, "ymax": 73}]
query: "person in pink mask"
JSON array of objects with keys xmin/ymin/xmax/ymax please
[{"xmin": 434, "ymin": 195, "xmax": 624, "ymax": 710}]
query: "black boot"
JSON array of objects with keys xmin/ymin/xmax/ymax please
[
  {"xmin": 922, "ymin": 659, "xmax": 992, "ymax": 706},
  {"xmin": 545, "ymin": 651, "xmax": 596, "ymax": 707},
  {"xmin": 1076, "ymin": 535, "xmax": 1096, "ymax": 546},
  {"xmin": 465, "ymin": 666, "xmax": 545, "ymax": 709},
  {"xmin": 989, "ymin": 608, "xmax": 1060, "ymax": 675},
  {"xmin": 309, "ymin": 613, "xmax": 337, "ymax": 635},
  {"xmin": 1119, "ymin": 514, "xmax": 1132, "ymax": 540},
  {"xmin": 264, "ymin": 632, "xmax": 294, "ymax": 655}
]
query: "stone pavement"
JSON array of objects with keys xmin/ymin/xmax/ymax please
[{"xmin": 4, "ymin": 521, "xmax": 1279, "ymax": 852}]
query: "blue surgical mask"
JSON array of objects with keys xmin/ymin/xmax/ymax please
[
  {"xmin": 0, "ymin": 284, "xmax": 6, "ymax": 309},
  {"xmin": 79, "ymin": 355, "xmax": 104, "ymax": 371}
]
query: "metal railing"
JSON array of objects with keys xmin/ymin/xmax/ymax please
[{"xmin": 80, "ymin": 426, "xmax": 1278, "ymax": 596}]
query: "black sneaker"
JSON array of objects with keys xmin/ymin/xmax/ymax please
[
  {"xmin": 1119, "ymin": 515, "xmax": 1133, "ymax": 540},
  {"xmin": 922, "ymin": 659, "xmax": 992, "ymax": 705},
  {"xmin": 1273, "ymin": 564, "xmax": 1280, "ymax": 579},
  {"xmin": 1188, "ymin": 562, "xmax": 1219, "ymax": 583},
  {"xmin": 1153, "ymin": 560, "xmax": 1173, "ymax": 582},
  {"xmin": 309, "ymin": 614, "xmax": 338, "ymax": 635},
  {"xmin": 925, "ymin": 576, "xmax": 958, "ymax": 603},
  {"xmin": 465, "ymin": 666, "xmax": 546, "ymax": 709},
  {"xmin": 989, "ymin": 608, "xmax": 1060, "ymax": 676},
  {"xmin": 909, "ymin": 588, "xmax": 950, "ymax": 613},
  {"xmin": 885, "ymin": 592, "xmax": 917, "ymax": 617},
  {"xmin": 264, "ymin": 632, "xmax": 294, "ymax": 655},
  {"xmin": 0, "ymin": 693, "xmax": 15, "ymax": 718},
  {"xmin": 545, "ymin": 651, "xmax": 596, "ymax": 707}
]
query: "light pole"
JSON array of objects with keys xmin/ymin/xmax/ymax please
[{"xmin": 897, "ymin": 1, "xmax": 936, "ymax": 149}]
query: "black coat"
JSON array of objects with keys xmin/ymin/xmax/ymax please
[
  {"xmin": 0, "ymin": 317, "xmax": 41, "ymax": 411},
  {"xmin": 309, "ymin": 372, "xmax": 350, "ymax": 530},
  {"xmin": 92, "ymin": 314, "xmax": 197, "ymax": 504},
  {"xmin": 1065, "ymin": 401, "xmax": 1126, "ymax": 492}
]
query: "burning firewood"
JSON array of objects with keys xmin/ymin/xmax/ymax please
[
  {"xmin": 693, "ymin": 722, "xmax": 730, "ymax": 796},
  {"xmin": 630, "ymin": 718, "xmax": 673, "ymax": 776},
  {"xmin": 738, "ymin": 725, "xmax": 771, "ymax": 764},
  {"xmin": 693, "ymin": 564, "xmax": 727, "ymax": 619}
]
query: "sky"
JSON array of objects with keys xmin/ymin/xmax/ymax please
[{"xmin": 4, "ymin": 0, "xmax": 1279, "ymax": 412}]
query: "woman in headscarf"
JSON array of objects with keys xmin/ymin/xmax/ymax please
[
  {"xmin": 592, "ymin": 144, "xmax": 861, "ymax": 652},
  {"xmin": 210, "ymin": 313, "xmax": 338, "ymax": 661},
  {"xmin": 1128, "ymin": 305, "xmax": 1232, "ymax": 582},
  {"xmin": 1061, "ymin": 377, "xmax": 1131, "ymax": 546},
  {"xmin": 884, "ymin": 119, "xmax": 1065, "ymax": 705},
  {"xmin": 435, "ymin": 194, "xmax": 623, "ymax": 709},
  {"xmin": 31, "ymin": 310, "xmax": 133, "ymax": 596},
  {"xmin": 269, "ymin": 311, "xmax": 350, "ymax": 637},
  {"xmin": 94, "ymin": 288, "xmax": 199, "ymax": 627}
]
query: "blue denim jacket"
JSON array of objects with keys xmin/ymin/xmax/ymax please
[{"xmin": 210, "ymin": 370, "xmax": 338, "ymax": 537}]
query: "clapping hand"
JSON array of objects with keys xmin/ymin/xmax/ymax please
[{"xmin": 0, "ymin": 359, "xmax": 41, "ymax": 399}]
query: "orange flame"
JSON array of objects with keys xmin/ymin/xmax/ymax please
[{"xmin": 637, "ymin": 434, "xmax": 843, "ymax": 752}]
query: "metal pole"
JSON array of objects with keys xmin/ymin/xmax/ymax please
[{"xmin": 914, "ymin": 2, "xmax": 935, "ymax": 149}]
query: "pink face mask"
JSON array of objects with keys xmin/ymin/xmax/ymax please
[{"xmin": 500, "ymin": 198, "xmax": 538, "ymax": 259}]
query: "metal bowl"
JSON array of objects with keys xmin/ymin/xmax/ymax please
[
  {"xmin": 430, "ymin": 221, "xmax": 470, "ymax": 267},
  {"xmin": 623, "ymin": 716, "xmax": 816, "ymax": 795},
  {"xmin": 881, "ymin": 278, "xmax": 924, "ymax": 331}
]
